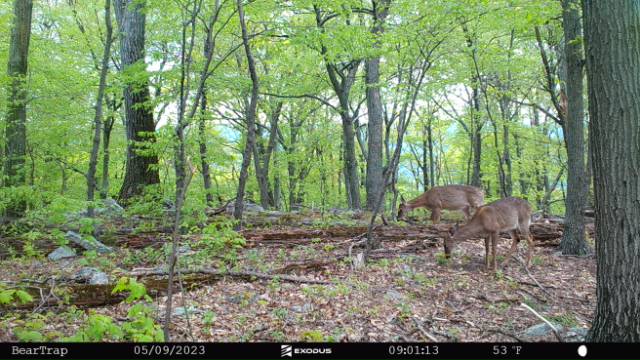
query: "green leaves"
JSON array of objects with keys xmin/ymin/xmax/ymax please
[
  {"xmin": 112, "ymin": 277, "xmax": 152, "ymax": 303},
  {"xmin": 0, "ymin": 288, "xmax": 34, "ymax": 305}
]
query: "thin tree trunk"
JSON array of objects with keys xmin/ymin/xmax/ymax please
[
  {"xmin": 101, "ymin": 113, "xmax": 115, "ymax": 199},
  {"xmin": 87, "ymin": 0, "xmax": 114, "ymax": 218},
  {"xmin": 198, "ymin": 37, "xmax": 214, "ymax": 207},
  {"xmin": 3, "ymin": 0, "xmax": 33, "ymax": 216},
  {"xmin": 583, "ymin": 0, "xmax": 640, "ymax": 342},
  {"xmin": 559, "ymin": 0, "xmax": 589, "ymax": 255},
  {"xmin": 428, "ymin": 116, "xmax": 435, "ymax": 187},
  {"xmin": 233, "ymin": 0, "xmax": 260, "ymax": 224}
]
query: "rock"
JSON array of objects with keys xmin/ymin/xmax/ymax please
[
  {"xmin": 522, "ymin": 322, "xmax": 564, "ymax": 338},
  {"xmin": 47, "ymin": 246, "xmax": 77, "ymax": 261},
  {"xmin": 178, "ymin": 245, "xmax": 191, "ymax": 255},
  {"xmin": 66, "ymin": 231, "xmax": 113, "ymax": 254},
  {"xmin": 89, "ymin": 271, "xmax": 109, "ymax": 285},
  {"xmin": 385, "ymin": 289, "xmax": 406, "ymax": 302},
  {"xmin": 173, "ymin": 306, "xmax": 199, "ymax": 317},
  {"xmin": 291, "ymin": 303, "xmax": 314, "ymax": 313},
  {"xmin": 95, "ymin": 199, "xmax": 124, "ymax": 218},
  {"xmin": 301, "ymin": 218, "xmax": 315, "ymax": 226},
  {"xmin": 226, "ymin": 201, "xmax": 264, "ymax": 213},
  {"xmin": 564, "ymin": 327, "xmax": 588, "ymax": 342},
  {"xmin": 75, "ymin": 267, "xmax": 109, "ymax": 285}
]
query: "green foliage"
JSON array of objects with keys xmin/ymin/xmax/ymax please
[
  {"xmin": 435, "ymin": 252, "xmax": 449, "ymax": 266},
  {"xmin": 301, "ymin": 329, "xmax": 326, "ymax": 342},
  {"xmin": 0, "ymin": 285, "xmax": 34, "ymax": 306},
  {"xmin": 112, "ymin": 277, "xmax": 152, "ymax": 303},
  {"xmin": 62, "ymin": 277, "xmax": 163, "ymax": 342},
  {"xmin": 64, "ymin": 314, "xmax": 123, "ymax": 342}
]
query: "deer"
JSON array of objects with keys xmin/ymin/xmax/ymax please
[
  {"xmin": 397, "ymin": 185, "xmax": 484, "ymax": 224},
  {"xmin": 443, "ymin": 196, "xmax": 534, "ymax": 271}
]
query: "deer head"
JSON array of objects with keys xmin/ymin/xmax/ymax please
[{"xmin": 443, "ymin": 222, "xmax": 460, "ymax": 258}]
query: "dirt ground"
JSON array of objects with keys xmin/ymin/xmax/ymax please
[{"xmin": 0, "ymin": 220, "xmax": 595, "ymax": 342}]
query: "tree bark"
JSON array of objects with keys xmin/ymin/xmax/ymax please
[
  {"xmin": 3, "ymin": 0, "xmax": 33, "ymax": 216},
  {"xmin": 365, "ymin": 0, "xmax": 390, "ymax": 210},
  {"xmin": 114, "ymin": 0, "xmax": 160, "ymax": 201},
  {"xmin": 87, "ymin": 0, "xmax": 114, "ymax": 218},
  {"xmin": 234, "ymin": 0, "xmax": 260, "ymax": 224},
  {"xmin": 101, "ymin": 109, "xmax": 116, "ymax": 199},
  {"xmin": 583, "ymin": 0, "xmax": 640, "ymax": 342},
  {"xmin": 198, "ymin": 27, "xmax": 215, "ymax": 207},
  {"xmin": 559, "ymin": 0, "xmax": 589, "ymax": 255}
]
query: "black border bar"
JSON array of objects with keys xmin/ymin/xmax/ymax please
[{"xmin": 2, "ymin": 342, "xmax": 638, "ymax": 359}]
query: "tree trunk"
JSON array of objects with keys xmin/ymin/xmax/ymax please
[
  {"xmin": 114, "ymin": 0, "xmax": 160, "ymax": 201},
  {"xmin": 559, "ymin": 0, "xmax": 589, "ymax": 255},
  {"xmin": 421, "ymin": 127, "xmax": 429, "ymax": 191},
  {"xmin": 583, "ymin": 0, "xmax": 640, "ymax": 342},
  {"xmin": 87, "ymin": 0, "xmax": 114, "ymax": 218},
  {"xmin": 471, "ymin": 120, "xmax": 482, "ymax": 187},
  {"xmin": 428, "ymin": 117, "xmax": 435, "ymax": 187},
  {"xmin": 101, "ymin": 113, "xmax": 115, "ymax": 199},
  {"xmin": 3, "ymin": 0, "xmax": 33, "ymax": 216},
  {"xmin": 364, "ymin": 0, "xmax": 390, "ymax": 211},
  {"xmin": 234, "ymin": 0, "xmax": 260, "ymax": 224},
  {"xmin": 198, "ymin": 38, "xmax": 214, "ymax": 208}
]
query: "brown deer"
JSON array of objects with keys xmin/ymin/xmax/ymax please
[
  {"xmin": 397, "ymin": 185, "xmax": 484, "ymax": 224},
  {"xmin": 443, "ymin": 196, "xmax": 534, "ymax": 270}
]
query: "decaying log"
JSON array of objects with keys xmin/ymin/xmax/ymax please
[
  {"xmin": 129, "ymin": 268, "xmax": 331, "ymax": 285},
  {"xmin": 3, "ymin": 268, "xmax": 331, "ymax": 310}
]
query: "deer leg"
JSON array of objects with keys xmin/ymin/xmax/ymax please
[
  {"xmin": 524, "ymin": 231, "xmax": 534, "ymax": 267},
  {"xmin": 430, "ymin": 208, "xmax": 441, "ymax": 224},
  {"xmin": 491, "ymin": 232, "xmax": 499, "ymax": 271},
  {"xmin": 484, "ymin": 237, "xmax": 491, "ymax": 270},
  {"xmin": 501, "ymin": 230, "xmax": 520, "ymax": 267}
]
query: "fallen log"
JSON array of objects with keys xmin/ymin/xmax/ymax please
[
  {"xmin": 129, "ymin": 268, "xmax": 331, "ymax": 285},
  {"xmin": 3, "ymin": 268, "xmax": 331, "ymax": 310}
]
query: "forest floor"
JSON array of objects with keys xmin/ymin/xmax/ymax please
[{"xmin": 0, "ymin": 210, "xmax": 595, "ymax": 342}]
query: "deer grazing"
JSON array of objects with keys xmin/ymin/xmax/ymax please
[
  {"xmin": 397, "ymin": 185, "xmax": 484, "ymax": 224},
  {"xmin": 444, "ymin": 196, "xmax": 534, "ymax": 270}
]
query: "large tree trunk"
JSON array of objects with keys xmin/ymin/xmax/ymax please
[
  {"xmin": 364, "ymin": 0, "xmax": 390, "ymax": 211},
  {"xmin": 583, "ymin": 0, "xmax": 640, "ymax": 342},
  {"xmin": 559, "ymin": 0, "xmax": 589, "ymax": 255},
  {"xmin": 87, "ymin": 0, "xmax": 114, "ymax": 218},
  {"xmin": 114, "ymin": 0, "xmax": 160, "ymax": 201},
  {"xmin": 234, "ymin": 0, "xmax": 260, "ymax": 224},
  {"xmin": 3, "ymin": 0, "xmax": 33, "ymax": 216}
]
